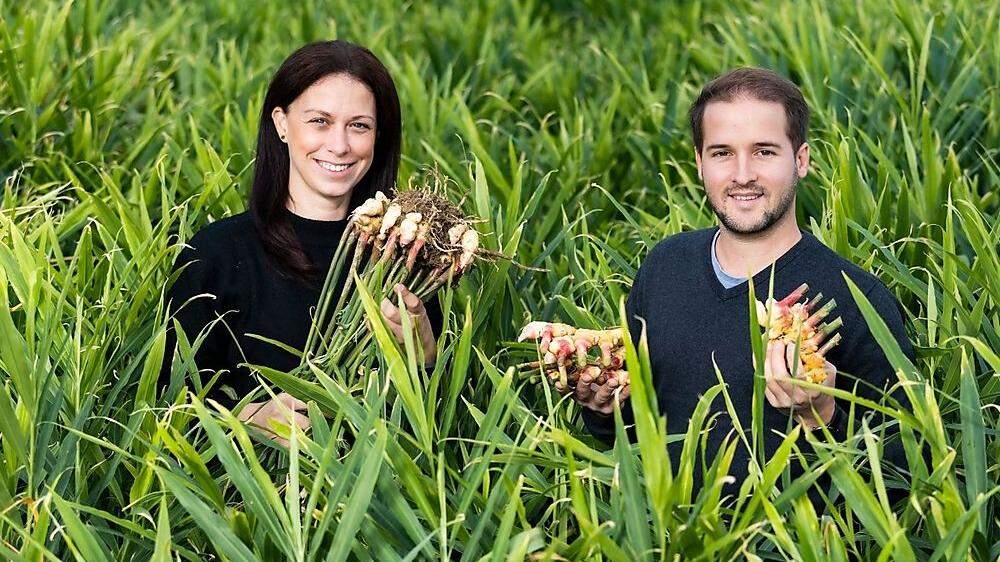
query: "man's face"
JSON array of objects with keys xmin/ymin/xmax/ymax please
[{"xmin": 695, "ymin": 96, "xmax": 809, "ymax": 235}]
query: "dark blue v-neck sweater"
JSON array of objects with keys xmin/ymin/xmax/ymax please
[{"xmin": 583, "ymin": 227, "xmax": 913, "ymax": 492}]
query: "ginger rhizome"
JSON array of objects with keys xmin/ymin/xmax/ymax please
[
  {"xmin": 756, "ymin": 283, "xmax": 842, "ymax": 384},
  {"xmin": 517, "ymin": 321, "xmax": 630, "ymax": 397}
]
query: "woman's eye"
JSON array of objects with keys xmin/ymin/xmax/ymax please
[
  {"xmin": 309, "ymin": 118, "xmax": 328, "ymax": 125},
  {"xmin": 351, "ymin": 122, "xmax": 372, "ymax": 130}
]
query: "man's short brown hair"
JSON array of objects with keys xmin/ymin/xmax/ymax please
[{"xmin": 689, "ymin": 67, "xmax": 810, "ymax": 152}]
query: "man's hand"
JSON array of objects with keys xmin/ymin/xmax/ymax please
[
  {"xmin": 380, "ymin": 283, "xmax": 437, "ymax": 366},
  {"xmin": 572, "ymin": 368, "xmax": 631, "ymax": 415},
  {"xmin": 237, "ymin": 392, "xmax": 311, "ymax": 447},
  {"xmin": 764, "ymin": 340, "xmax": 837, "ymax": 429}
]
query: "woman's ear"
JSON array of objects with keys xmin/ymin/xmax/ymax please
[{"xmin": 271, "ymin": 106, "xmax": 288, "ymax": 142}]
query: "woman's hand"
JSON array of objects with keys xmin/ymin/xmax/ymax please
[
  {"xmin": 380, "ymin": 283, "xmax": 437, "ymax": 366},
  {"xmin": 237, "ymin": 392, "xmax": 311, "ymax": 447},
  {"xmin": 763, "ymin": 340, "xmax": 837, "ymax": 429}
]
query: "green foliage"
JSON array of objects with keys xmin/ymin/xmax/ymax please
[{"xmin": 0, "ymin": 0, "xmax": 997, "ymax": 559}]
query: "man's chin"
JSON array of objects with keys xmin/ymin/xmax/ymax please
[{"xmin": 716, "ymin": 213, "xmax": 775, "ymax": 236}]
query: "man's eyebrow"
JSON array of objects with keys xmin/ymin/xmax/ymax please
[{"xmin": 704, "ymin": 142, "xmax": 783, "ymax": 150}]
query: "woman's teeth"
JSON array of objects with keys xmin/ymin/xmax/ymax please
[{"xmin": 317, "ymin": 160, "xmax": 352, "ymax": 172}]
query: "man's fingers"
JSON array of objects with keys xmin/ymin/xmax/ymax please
[
  {"xmin": 575, "ymin": 374, "xmax": 594, "ymax": 402},
  {"xmin": 790, "ymin": 385, "xmax": 811, "ymax": 405},
  {"xmin": 766, "ymin": 378, "xmax": 792, "ymax": 409},
  {"xmin": 593, "ymin": 385, "xmax": 613, "ymax": 406},
  {"xmin": 763, "ymin": 341, "xmax": 774, "ymax": 379},
  {"xmin": 764, "ymin": 386, "xmax": 780, "ymax": 408},
  {"xmin": 618, "ymin": 385, "xmax": 631, "ymax": 402},
  {"xmin": 785, "ymin": 342, "xmax": 807, "ymax": 380},
  {"xmin": 766, "ymin": 341, "xmax": 793, "ymax": 400},
  {"xmin": 770, "ymin": 342, "xmax": 800, "ymax": 398},
  {"xmin": 823, "ymin": 361, "xmax": 837, "ymax": 387},
  {"xmin": 769, "ymin": 340, "xmax": 790, "ymax": 379}
]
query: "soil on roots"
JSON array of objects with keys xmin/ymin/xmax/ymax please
[{"xmin": 392, "ymin": 188, "xmax": 468, "ymax": 269}]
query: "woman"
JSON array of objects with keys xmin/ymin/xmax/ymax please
[{"xmin": 162, "ymin": 40, "xmax": 440, "ymax": 441}]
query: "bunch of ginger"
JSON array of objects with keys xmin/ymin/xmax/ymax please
[
  {"xmin": 305, "ymin": 185, "xmax": 485, "ymax": 373},
  {"xmin": 756, "ymin": 283, "xmax": 842, "ymax": 384},
  {"xmin": 517, "ymin": 321, "xmax": 630, "ymax": 397}
]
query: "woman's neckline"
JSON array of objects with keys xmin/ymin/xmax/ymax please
[{"xmin": 283, "ymin": 207, "xmax": 348, "ymax": 242}]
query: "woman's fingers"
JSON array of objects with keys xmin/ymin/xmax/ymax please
[
  {"xmin": 383, "ymin": 286, "xmax": 434, "ymax": 349},
  {"xmin": 290, "ymin": 410, "xmax": 311, "ymax": 431},
  {"xmin": 394, "ymin": 283, "xmax": 425, "ymax": 315},
  {"xmin": 380, "ymin": 296, "xmax": 401, "ymax": 324},
  {"xmin": 275, "ymin": 392, "xmax": 308, "ymax": 411}
]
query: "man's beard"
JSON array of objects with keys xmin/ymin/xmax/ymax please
[{"xmin": 709, "ymin": 172, "xmax": 798, "ymax": 235}]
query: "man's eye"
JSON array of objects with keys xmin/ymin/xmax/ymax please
[
  {"xmin": 757, "ymin": 149, "xmax": 775, "ymax": 156},
  {"xmin": 712, "ymin": 151, "xmax": 730, "ymax": 158}
]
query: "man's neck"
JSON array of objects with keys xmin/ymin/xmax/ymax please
[{"xmin": 714, "ymin": 215, "xmax": 802, "ymax": 279}]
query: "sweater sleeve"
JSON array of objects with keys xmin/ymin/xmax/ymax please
[{"xmin": 158, "ymin": 230, "xmax": 241, "ymax": 403}]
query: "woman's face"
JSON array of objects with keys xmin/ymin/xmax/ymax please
[{"xmin": 272, "ymin": 73, "xmax": 377, "ymax": 219}]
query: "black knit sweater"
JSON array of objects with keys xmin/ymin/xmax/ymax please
[{"xmin": 160, "ymin": 209, "xmax": 440, "ymax": 407}]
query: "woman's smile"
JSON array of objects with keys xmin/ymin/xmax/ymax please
[{"xmin": 314, "ymin": 158, "xmax": 356, "ymax": 175}]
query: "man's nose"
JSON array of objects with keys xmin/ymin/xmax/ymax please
[{"xmin": 733, "ymin": 154, "xmax": 757, "ymax": 186}]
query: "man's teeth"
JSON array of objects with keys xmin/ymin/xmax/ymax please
[
  {"xmin": 318, "ymin": 160, "xmax": 351, "ymax": 172},
  {"xmin": 731, "ymin": 193, "xmax": 762, "ymax": 201}
]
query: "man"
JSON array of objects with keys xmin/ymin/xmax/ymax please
[{"xmin": 576, "ymin": 68, "xmax": 913, "ymax": 491}]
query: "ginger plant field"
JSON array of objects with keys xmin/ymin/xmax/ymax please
[{"xmin": 1, "ymin": 0, "xmax": 998, "ymax": 560}]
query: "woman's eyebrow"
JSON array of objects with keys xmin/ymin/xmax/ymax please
[{"xmin": 302, "ymin": 109, "xmax": 374, "ymax": 121}]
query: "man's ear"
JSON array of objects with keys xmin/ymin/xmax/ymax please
[
  {"xmin": 694, "ymin": 148, "xmax": 703, "ymax": 181},
  {"xmin": 795, "ymin": 142, "xmax": 810, "ymax": 179},
  {"xmin": 271, "ymin": 106, "xmax": 288, "ymax": 142}
]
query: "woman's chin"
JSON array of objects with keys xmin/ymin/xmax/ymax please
[{"xmin": 304, "ymin": 178, "xmax": 357, "ymax": 200}]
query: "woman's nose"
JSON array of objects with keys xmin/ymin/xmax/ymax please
[{"xmin": 327, "ymin": 128, "xmax": 351, "ymax": 157}]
